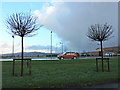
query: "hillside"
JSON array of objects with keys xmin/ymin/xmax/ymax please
[{"xmin": 1, "ymin": 52, "xmax": 60, "ymax": 57}]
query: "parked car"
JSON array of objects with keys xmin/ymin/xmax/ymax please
[
  {"xmin": 105, "ymin": 52, "xmax": 116, "ymax": 56},
  {"xmin": 118, "ymin": 53, "xmax": 120, "ymax": 56},
  {"xmin": 80, "ymin": 53, "xmax": 90, "ymax": 56},
  {"xmin": 57, "ymin": 52, "xmax": 78, "ymax": 60}
]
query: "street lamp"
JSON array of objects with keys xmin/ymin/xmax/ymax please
[
  {"xmin": 60, "ymin": 42, "xmax": 63, "ymax": 54},
  {"xmin": 51, "ymin": 31, "xmax": 52, "ymax": 60},
  {"xmin": 56, "ymin": 43, "xmax": 57, "ymax": 53},
  {"xmin": 64, "ymin": 46, "xmax": 67, "ymax": 52},
  {"xmin": 12, "ymin": 35, "xmax": 14, "ymax": 58}
]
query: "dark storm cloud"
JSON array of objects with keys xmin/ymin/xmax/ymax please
[
  {"xmin": 34, "ymin": 2, "xmax": 118, "ymax": 52},
  {"xmin": 118, "ymin": 2, "xmax": 120, "ymax": 47}
]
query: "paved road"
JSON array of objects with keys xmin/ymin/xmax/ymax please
[
  {"xmin": 78, "ymin": 56, "xmax": 120, "ymax": 59},
  {"xmin": 0, "ymin": 56, "xmax": 119, "ymax": 61},
  {"xmin": 83, "ymin": 82, "xmax": 120, "ymax": 88},
  {"xmin": 61, "ymin": 82, "xmax": 120, "ymax": 90}
]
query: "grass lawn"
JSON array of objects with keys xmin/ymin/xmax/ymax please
[{"xmin": 2, "ymin": 58, "xmax": 119, "ymax": 88}]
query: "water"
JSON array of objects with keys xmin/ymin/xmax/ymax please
[
  {"xmin": 0, "ymin": 57, "xmax": 59, "ymax": 61},
  {"xmin": 0, "ymin": 56, "xmax": 118, "ymax": 61},
  {"xmin": 0, "ymin": 59, "xmax": 13, "ymax": 61}
]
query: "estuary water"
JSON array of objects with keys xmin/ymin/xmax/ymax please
[
  {"xmin": 0, "ymin": 56, "xmax": 118, "ymax": 61},
  {"xmin": 0, "ymin": 57, "xmax": 58, "ymax": 61}
]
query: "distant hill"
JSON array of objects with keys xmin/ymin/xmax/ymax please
[{"xmin": 1, "ymin": 52, "xmax": 60, "ymax": 57}]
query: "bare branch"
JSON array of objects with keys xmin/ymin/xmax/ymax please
[
  {"xmin": 6, "ymin": 11, "xmax": 42, "ymax": 37},
  {"xmin": 87, "ymin": 23, "xmax": 113, "ymax": 42}
]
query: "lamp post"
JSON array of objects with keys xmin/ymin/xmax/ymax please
[
  {"xmin": 12, "ymin": 35, "xmax": 14, "ymax": 58},
  {"xmin": 56, "ymin": 43, "xmax": 57, "ymax": 53},
  {"xmin": 60, "ymin": 42, "xmax": 63, "ymax": 54},
  {"xmin": 51, "ymin": 31, "xmax": 52, "ymax": 60},
  {"xmin": 64, "ymin": 46, "xmax": 67, "ymax": 52}
]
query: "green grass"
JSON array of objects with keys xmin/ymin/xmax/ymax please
[{"xmin": 2, "ymin": 58, "xmax": 119, "ymax": 88}]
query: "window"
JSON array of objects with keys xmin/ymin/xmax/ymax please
[
  {"xmin": 71, "ymin": 53, "xmax": 75, "ymax": 55},
  {"xmin": 66, "ymin": 53, "xmax": 71, "ymax": 55}
]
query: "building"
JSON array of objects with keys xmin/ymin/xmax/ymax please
[
  {"xmin": 103, "ymin": 46, "xmax": 120, "ymax": 56},
  {"xmin": 80, "ymin": 46, "xmax": 120, "ymax": 56},
  {"xmin": 80, "ymin": 51, "xmax": 99, "ymax": 56}
]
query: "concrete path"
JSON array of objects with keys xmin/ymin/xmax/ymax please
[
  {"xmin": 83, "ymin": 82, "xmax": 120, "ymax": 88},
  {"xmin": 61, "ymin": 82, "xmax": 120, "ymax": 90}
]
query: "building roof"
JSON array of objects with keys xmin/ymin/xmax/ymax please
[{"xmin": 104, "ymin": 46, "xmax": 120, "ymax": 49}]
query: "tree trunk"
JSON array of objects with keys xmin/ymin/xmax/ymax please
[
  {"xmin": 100, "ymin": 40, "xmax": 104, "ymax": 72},
  {"xmin": 21, "ymin": 36, "xmax": 24, "ymax": 76}
]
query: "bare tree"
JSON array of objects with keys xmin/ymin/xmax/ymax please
[
  {"xmin": 87, "ymin": 23, "xmax": 113, "ymax": 61},
  {"xmin": 6, "ymin": 12, "xmax": 42, "ymax": 76}
]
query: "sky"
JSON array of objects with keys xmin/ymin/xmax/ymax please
[{"xmin": 0, "ymin": 0, "xmax": 119, "ymax": 54}]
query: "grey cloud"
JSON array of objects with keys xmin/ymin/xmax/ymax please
[{"xmin": 35, "ymin": 2, "xmax": 118, "ymax": 52}]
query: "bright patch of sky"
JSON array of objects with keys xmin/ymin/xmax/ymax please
[
  {"xmin": 0, "ymin": 2, "xmax": 63, "ymax": 54},
  {"xmin": 0, "ymin": 1, "xmax": 118, "ymax": 54}
]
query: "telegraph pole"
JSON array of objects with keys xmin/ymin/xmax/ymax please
[
  {"xmin": 51, "ymin": 31, "xmax": 52, "ymax": 60},
  {"xmin": 12, "ymin": 35, "xmax": 14, "ymax": 58},
  {"xmin": 60, "ymin": 42, "xmax": 63, "ymax": 54},
  {"xmin": 56, "ymin": 43, "xmax": 57, "ymax": 53}
]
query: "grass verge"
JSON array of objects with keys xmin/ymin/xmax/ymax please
[{"xmin": 2, "ymin": 58, "xmax": 119, "ymax": 88}]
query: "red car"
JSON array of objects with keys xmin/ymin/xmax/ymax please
[{"xmin": 57, "ymin": 52, "xmax": 78, "ymax": 60}]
